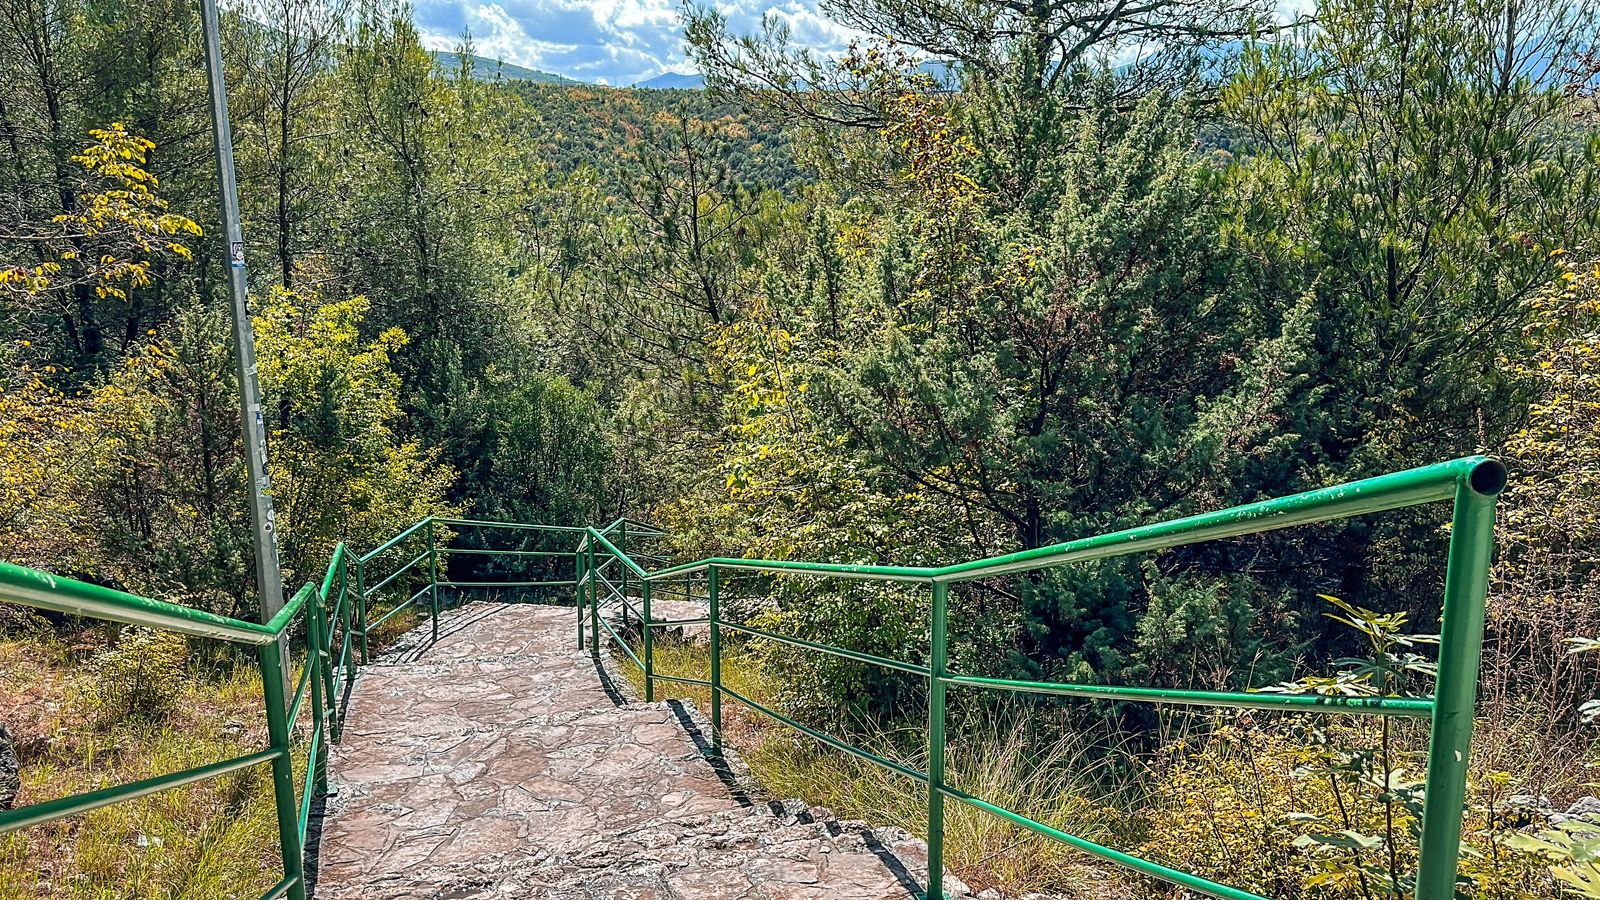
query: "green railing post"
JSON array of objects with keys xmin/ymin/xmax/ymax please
[
  {"xmin": 318, "ymin": 569, "xmax": 337, "ymax": 746},
  {"xmin": 708, "ymin": 566, "xmax": 722, "ymax": 754},
  {"xmin": 338, "ymin": 555, "xmax": 354, "ymax": 700},
  {"xmin": 257, "ymin": 638, "xmax": 307, "ymax": 900},
  {"xmin": 925, "ymin": 580, "xmax": 949, "ymax": 900},
  {"xmin": 1415, "ymin": 470, "xmax": 1502, "ymax": 900},
  {"xmin": 576, "ymin": 545, "xmax": 587, "ymax": 650},
  {"xmin": 428, "ymin": 522, "xmax": 440, "ymax": 643},
  {"xmin": 307, "ymin": 602, "xmax": 329, "ymax": 796},
  {"xmin": 642, "ymin": 579, "xmax": 654, "ymax": 702},
  {"xmin": 588, "ymin": 540, "xmax": 599, "ymax": 658},
  {"xmin": 619, "ymin": 520, "xmax": 629, "ymax": 630},
  {"xmin": 356, "ymin": 558, "xmax": 370, "ymax": 664}
]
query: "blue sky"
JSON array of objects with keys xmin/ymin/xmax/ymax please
[
  {"xmin": 412, "ymin": 0, "xmax": 1318, "ymax": 88},
  {"xmin": 413, "ymin": 0, "xmax": 860, "ymax": 86}
]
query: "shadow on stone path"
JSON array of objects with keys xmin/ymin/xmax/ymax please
[{"xmin": 313, "ymin": 602, "xmax": 964, "ymax": 899}]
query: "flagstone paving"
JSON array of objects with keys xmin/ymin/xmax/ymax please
[{"xmin": 312, "ymin": 602, "xmax": 968, "ymax": 899}]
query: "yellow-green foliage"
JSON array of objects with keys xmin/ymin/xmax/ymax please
[
  {"xmin": 0, "ymin": 288, "xmax": 456, "ymax": 610},
  {"xmin": 0, "ymin": 124, "xmax": 201, "ymax": 302},
  {"xmin": 78, "ymin": 627, "xmax": 189, "ymax": 723},
  {"xmin": 1491, "ymin": 255, "xmax": 1600, "ymax": 702},
  {"xmin": 253, "ymin": 287, "xmax": 460, "ymax": 583},
  {"xmin": 1140, "ymin": 718, "xmax": 1554, "ymax": 899}
]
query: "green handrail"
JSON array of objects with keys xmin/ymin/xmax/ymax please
[
  {"xmin": 0, "ymin": 457, "xmax": 1503, "ymax": 900},
  {"xmin": 572, "ymin": 456, "xmax": 1505, "ymax": 900},
  {"xmin": 0, "ymin": 545, "xmax": 350, "ymax": 900}
]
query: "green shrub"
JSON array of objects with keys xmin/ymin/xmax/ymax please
[{"xmin": 80, "ymin": 628, "xmax": 189, "ymax": 724}]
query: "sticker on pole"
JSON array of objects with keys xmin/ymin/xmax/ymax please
[{"xmin": 230, "ymin": 241, "xmax": 246, "ymax": 269}]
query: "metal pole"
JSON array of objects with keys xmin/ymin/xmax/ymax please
[
  {"xmin": 642, "ymin": 580, "xmax": 654, "ymax": 702},
  {"xmin": 925, "ymin": 580, "xmax": 949, "ymax": 900},
  {"xmin": 356, "ymin": 558, "xmax": 370, "ymax": 664},
  {"xmin": 1415, "ymin": 471, "xmax": 1501, "ymax": 900},
  {"xmin": 619, "ymin": 520, "xmax": 629, "ymax": 629},
  {"xmin": 588, "ymin": 541, "xmax": 599, "ymax": 658},
  {"xmin": 576, "ymin": 545, "xmax": 586, "ymax": 650},
  {"xmin": 200, "ymin": 0, "xmax": 287, "ymax": 672},
  {"xmin": 257, "ymin": 640, "xmax": 307, "ymax": 900},
  {"xmin": 428, "ymin": 523, "xmax": 439, "ymax": 642},
  {"xmin": 708, "ymin": 566, "xmax": 721, "ymax": 754},
  {"xmin": 307, "ymin": 603, "xmax": 328, "ymax": 795}
]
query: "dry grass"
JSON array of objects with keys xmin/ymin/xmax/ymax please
[{"xmin": 0, "ymin": 631, "xmax": 283, "ymax": 898}]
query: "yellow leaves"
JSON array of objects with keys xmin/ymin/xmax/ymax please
[{"xmin": 5, "ymin": 124, "xmax": 202, "ymax": 302}]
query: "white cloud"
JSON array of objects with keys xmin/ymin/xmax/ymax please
[{"xmin": 413, "ymin": 0, "xmax": 1317, "ymax": 87}]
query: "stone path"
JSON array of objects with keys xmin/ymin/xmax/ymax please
[{"xmin": 312, "ymin": 602, "xmax": 965, "ymax": 899}]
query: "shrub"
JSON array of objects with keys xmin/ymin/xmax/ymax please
[{"xmin": 79, "ymin": 628, "xmax": 188, "ymax": 723}]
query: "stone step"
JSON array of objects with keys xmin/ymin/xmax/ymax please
[{"xmin": 313, "ymin": 603, "xmax": 967, "ymax": 900}]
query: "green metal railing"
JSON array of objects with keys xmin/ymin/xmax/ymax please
[
  {"xmin": 0, "ymin": 456, "xmax": 1504, "ymax": 900},
  {"xmin": 0, "ymin": 542, "xmax": 358, "ymax": 900},
  {"xmin": 573, "ymin": 456, "xmax": 1506, "ymax": 900}
]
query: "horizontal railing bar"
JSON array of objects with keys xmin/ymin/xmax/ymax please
[
  {"xmin": 935, "ymin": 457, "xmax": 1502, "ymax": 584},
  {"xmin": 587, "ymin": 530, "xmax": 650, "ymax": 579},
  {"xmin": 359, "ymin": 517, "xmax": 432, "ymax": 563},
  {"xmin": 261, "ymin": 874, "xmax": 300, "ymax": 900},
  {"xmin": 363, "ymin": 550, "xmax": 430, "ymax": 597},
  {"xmin": 0, "ymin": 560, "xmax": 279, "ymax": 645},
  {"xmin": 641, "ymin": 458, "xmax": 1503, "ymax": 588},
  {"xmin": 435, "ymin": 518, "xmax": 589, "ymax": 533},
  {"xmin": 937, "ymin": 783, "xmax": 1270, "ymax": 900},
  {"xmin": 436, "ymin": 580, "xmax": 577, "ymax": 588},
  {"xmin": 647, "ymin": 557, "xmax": 937, "ymax": 583},
  {"xmin": 720, "ymin": 621, "xmax": 931, "ymax": 677},
  {"xmin": 644, "ymin": 616, "xmax": 712, "ymax": 628},
  {"xmin": 365, "ymin": 592, "xmax": 422, "ymax": 631},
  {"xmin": 0, "ymin": 747, "xmax": 282, "ymax": 834},
  {"xmin": 942, "ymin": 674, "xmax": 1436, "ymax": 717},
  {"xmin": 719, "ymin": 685, "xmax": 930, "ymax": 784},
  {"xmin": 652, "ymin": 672, "xmax": 713, "ymax": 688},
  {"xmin": 437, "ymin": 548, "xmax": 573, "ymax": 557},
  {"xmin": 597, "ymin": 611, "xmax": 646, "ymax": 672}
]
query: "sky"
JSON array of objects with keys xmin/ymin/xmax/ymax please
[
  {"xmin": 413, "ymin": 0, "xmax": 859, "ymax": 86},
  {"xmin": 412, "ymin": 0, "xmax": 1318, "ymax": 88}
]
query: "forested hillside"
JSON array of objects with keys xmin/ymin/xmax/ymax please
[{"xmin": 2, "ymin": 0, "xmax": 1600, "ymax": 894}]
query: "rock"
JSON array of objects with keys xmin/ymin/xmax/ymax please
[
  {"xmin": 942, "ymin": 872, "xmax": 973, "ymax": 896},
  {"xmin": 1568, "ymin": 796, "xmax": 1600, "ymax": 819},
  {"xmin": 977, "ymin": 890, "xmax": 1002, "ymax": 900},
  {"xmin": 0, "ymin": 723, "xmax": 19, "ymax": 810}
]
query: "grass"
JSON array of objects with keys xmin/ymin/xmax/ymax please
[
  {"xmin": 611, "ymin": 633, "xmax": 1134, "ymax": 898},
  {"xmin": 0, "ymin": 631, "xmax": 283, "ymax": 898},
  {"xmin": 0, "ymin": 597, "xmax": 427, "ymax": 899}
]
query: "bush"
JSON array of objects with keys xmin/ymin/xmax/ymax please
[{"xmin": 79, "ymin": 628, "xmax": 188, "ymax": 724}]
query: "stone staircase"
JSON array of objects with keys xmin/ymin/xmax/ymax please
[{"xmin": 311, "ymin": 603, "xmax": 969, "ymax": 899}]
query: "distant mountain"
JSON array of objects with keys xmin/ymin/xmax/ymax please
[
  {"xmin": 432, "ymin": 51, "xmax": 582, "ymax": 85},
  {"xmin": 635, "ymin": 72, "xmax": 705, "ymax": 90}
]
